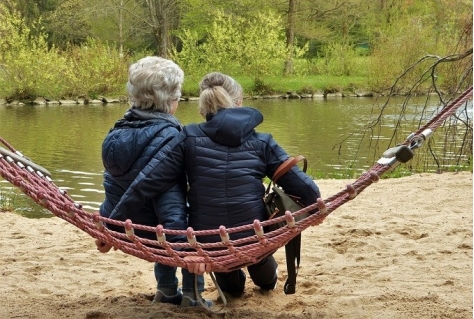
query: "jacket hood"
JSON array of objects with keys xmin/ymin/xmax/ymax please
[
  {"xmin": 102, "ymin": 108, "xmax": 181, "ymax": 176},
  {"xmin": 199, "ymin": 107, "xmax": 263, "ymax": 146},
  {"xmin": 124, "ymin": 107, "xmax": 182, "ymax": 127}
]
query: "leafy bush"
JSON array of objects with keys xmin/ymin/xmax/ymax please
[
  {"xmin": 172, "ymin": 9, "xmax": 308, "ymax": 86},
  {"xmin": 0, "ymin": 4, "xmax": 66, "ymax": 99},
  {"xmin": 62, "ymin": 38, "xmax": 129, "ymax": 98},
  {"xmin": 0, "ymin": 3, "xmax": 129, "ymax": 100}
]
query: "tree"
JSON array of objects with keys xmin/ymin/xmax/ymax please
[
  {"xmin": 139, "ymin": 0, "xmax": 181, "ymax": 57},
  {"xmin": 362, "ymin": 0, "xmax": 472, "ymax": 92},
  {"xmin": 43, "ymin": 0, "xmax": 92, "ymax": 47},
  {"xmin": 334, "ymin": 0, "xmax": 473, "ymax": 172},
  {"xmin": 279, "ymin": 0, "xmax": 369, "ymax": 74},
  {"xmin": 85, "ymin": 0, "xmax": 147, "ymax": 57},
  {"xmin": 284, "ymin": 0, "xmax": 297, "ymax": 75}
]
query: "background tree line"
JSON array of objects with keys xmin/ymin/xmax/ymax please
[{"xmin": 0, "ymin": 0, "xmax": 471, "ymax": 100}]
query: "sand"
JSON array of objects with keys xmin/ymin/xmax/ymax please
[{"xmin": 0, "ymin": 171, "xmax": 472, "ymax": 319}]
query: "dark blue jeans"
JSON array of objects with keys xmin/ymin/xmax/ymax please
[
  {"xmin": 214, "ymin": 255, "xmax": 278, "ymax": 297},
  {"xmin": 154, "ymin": 263, "xmax": 204, "ymax": 295}
]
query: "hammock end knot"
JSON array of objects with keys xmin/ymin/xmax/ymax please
[
  {"xmin": 92, "ymin": 212, "xmax": 104, "ymax": 230},
  {"xmin": 186, "ymin": 227, "xmax": 197, "ymax": 246},
  {"xmin": 346, "ymin": 184, "xmax": 357, "ymax": 199},
  {"xmin": 253, "ymin": 220, "xmax": 267, "ymax": 244},
  {"xmin": 62, "ymin": 203, "xmax": 77, "ymax": 218},
  {"xmin": 13, "ymin": 176, "xmax": 24, "ymax": 190},
  {"xmin": 219, "ymin": 225, "xmax": 230, "ymax": 244},
  {"xmin": 37, "ymin": 191, "xmax": 48, "ymax": 206},
  {"xmin": 310, "ymin": 198, "xmax": 328, "ymax": 227},
  {"xmin": 285, "ymin": 211, "xmax": 297, "ymax": 230},
  {"xmin": 156, "ymin": 224, "xmax": 166, "ymax": 243},
  {"xmin": 125, "ymin": 219, "xmax": 134, "ymax": 238},
  {"xmin": 369, "ymin": 171, "xmax": 380, "ymax": 182}
]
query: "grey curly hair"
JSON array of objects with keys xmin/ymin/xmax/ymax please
[{"xmin": 126, "ymin": 56, "xmax": 184, "ymax": 113}]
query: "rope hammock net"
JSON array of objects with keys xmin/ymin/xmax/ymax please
[{"xmin": 0, "ymin": 87, "xmax": 472, "ymax": 273}]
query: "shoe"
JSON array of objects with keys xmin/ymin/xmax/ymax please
[
  {"xmin": 152, "ymin": 289, "xmax": 183, "ymax": 305},
  {"xmin": 180, "ymin": 295, "xmax": 213, "ymax": 308},
  {"xmin": 260, "ymin": 281, "xmax": 277, "ymax": 295},
  {"xmin": 258, "ymin": 267, "xmax": 278, "ymax": 291}
]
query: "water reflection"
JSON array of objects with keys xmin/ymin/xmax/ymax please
[{"xmin": 0, "ymin": 97, "xmax": 470, "ymax": 218}]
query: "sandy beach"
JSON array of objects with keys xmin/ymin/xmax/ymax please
[{"xmin": 1, "ymin": 171, "xmax": 472, "ymax": 319}]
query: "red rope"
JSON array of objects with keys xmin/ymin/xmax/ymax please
[{"xmin": 0, "ymin": 87, "xmax": 472, "ymax": 271}]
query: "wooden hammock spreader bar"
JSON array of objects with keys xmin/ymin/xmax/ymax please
[{"xmin": 0, "ymin": 86, "xmax": 471, "ymax": 272}]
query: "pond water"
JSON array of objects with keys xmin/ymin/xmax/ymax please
[{"xmin": 0, "ymin": 96, "xmax": 470, "ymax": 217}]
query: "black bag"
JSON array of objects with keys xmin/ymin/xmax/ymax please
[
  {"xmin": 264, "ymin": 155, "xmax": 310, "ymax": 294},
  {"xmin": 265, "ymin": 186, "xmax": 305, "ymax": 232}
]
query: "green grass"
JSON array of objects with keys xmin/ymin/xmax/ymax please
[
  {"xmin": 181, "ymin": 74, "xmax": 370, "ymax": 98},
  {"xmin": 0, "ymin": 186, "xmax": 17, "ymax": 212}
]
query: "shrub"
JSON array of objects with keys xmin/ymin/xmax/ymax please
[{"xmin": 0, "ymin": 3, "xmax": 129, "ymax": 100}]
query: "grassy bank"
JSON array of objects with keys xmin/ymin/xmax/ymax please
[{"xmin": 181, "ymin": 74, "xmax": 371, "ymax": 98}]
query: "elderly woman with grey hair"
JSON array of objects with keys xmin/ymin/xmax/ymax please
[
  {"xmin": 106, "ymin": 71, "xmax": 321, "ymax": 299},
  {"xmin": 95, "ymin": 56, "xmax": 209, "ymax": 308}
]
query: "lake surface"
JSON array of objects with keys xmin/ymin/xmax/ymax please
[{"xmin": 0, "ymin": 96, "xmax": 470, "ymax": 217}]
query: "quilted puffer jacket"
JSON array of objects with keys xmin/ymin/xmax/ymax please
[
  {"xmin": 99, "ymin": 107, "xmax": 187, "ymax": 241},
  {"xmin": 109, "ymin": 107, "xmax": 320, "ymax": 243}
]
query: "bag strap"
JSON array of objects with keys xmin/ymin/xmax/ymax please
[
  {"xmin": 266, "ymin": 155, "xmax": 307, "ymax": 194},
  {"xmin": 268, "ymin": 155, "xmax": 307, "ymax": 295},
  {"xmin": 272, "ymin": 155, "xmax": 307, "ymax": 183},
  {"xmin": 284, "ymin": 233, "xmax": 301, "ymax": 294}
]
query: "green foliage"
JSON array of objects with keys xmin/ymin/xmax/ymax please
[
  {"xmin": 0, "ymin": 3, "xmax": 129, "ymax": 100},
  {"xmin": 365, "ymin": 0, "xmax": 472, "ymax": 93},
  {"xmin": 0, "ymin": 3, "xmax": 66, "ymax": 99},
  {"xmin": 368, "ymin": 21, "xmax": 436, "ymax": 92},
  {"xmin": 43, "ymin": 0, "xmax": 92, "ymax": 48},
  {"xmin": 252, "ymin": 79, "xmax": 275, "ymax": 95},
  {"xmin": 0, "ymin": 0, "xmax": 471, "ymax": 101},
  {"xmin": 171, "ymin": 29, "xmax": 207, "ymax": 76},
  {"xmin": 172, "ymin": 9, "xmax": 303, "ymax": 86},
  {"xmin": 233, "ymin": 11, "xmax": 288, "ymax": 80},
  {"xmin": 62, "ymin": 38, "xmax": 129, "ymax": 98},
  {"xmin": 311, "ymin": 41, "xmax": 370, "ymax": 77},
  {"xmin": 179, "ymin": 0, "xmax": 272, "ymax": 37}
]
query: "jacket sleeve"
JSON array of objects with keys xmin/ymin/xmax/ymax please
[
  {"xmin": 264, "ymin": 135, "xmax": 321, "ymax": 207},
  {"xmin": 152, "ymin": 181, "xmax": 187, "ymax": 244},
  {"xmin": 109, "ymin": 133, "xmax": 186, "ymax": 222}
]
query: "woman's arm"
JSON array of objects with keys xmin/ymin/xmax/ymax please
[
  {"xmin": 264, "ymin": 135, "xmax": 321, "ymax": 206},
  {"xmin": 109, "ymin": 133, "xmax": 186, "ymax": 222}
]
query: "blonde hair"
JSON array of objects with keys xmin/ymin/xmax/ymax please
[
  {"xmin": 198, "ymin": 72, "xmax": 243, "ymax": 117},
  {"xmin": 126, "ymin": 56, "xmax": 184, "ymax": 113}
]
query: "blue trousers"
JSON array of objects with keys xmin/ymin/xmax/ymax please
[
  {"xmin": 214, "ymin": 255, "xmax": 278, "ymax": 296},
  {"xmin": 154, "ymin": 263, "xmax": 204, "ymax": 294}
]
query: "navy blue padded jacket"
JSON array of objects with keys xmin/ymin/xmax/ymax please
[{"xmin": 99, "ymin": 108, "xmax": 187, "ymax": 241}]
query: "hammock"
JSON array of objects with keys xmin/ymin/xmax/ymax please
[{"xmin": 0, "ymin": 87, "xmax": 472, "ymax": 273}]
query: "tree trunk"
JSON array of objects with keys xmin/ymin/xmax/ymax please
[
  {"xmin": 145, "ymin": 0, "xmax": 179, "ymax": 58},
  {"xmin": 118, "ymin": 0, "xmax": 124, "ymax": 57},
  {"xmin": 284, "ymin": 0, "xmax": 296, "ymax": 75}
]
